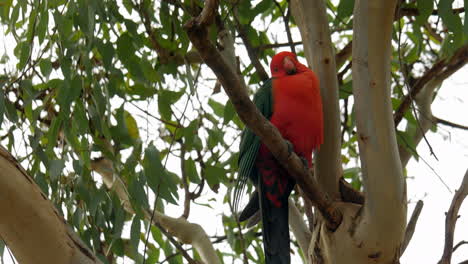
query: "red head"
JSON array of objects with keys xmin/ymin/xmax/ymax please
[{"xmin": 270, "ymin": 51, "xmax": 309, "ymax": 78}]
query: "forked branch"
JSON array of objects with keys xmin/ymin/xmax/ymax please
[{"xmin": 438, "ymin": 169, "xmax": 468, "ymax": 264}]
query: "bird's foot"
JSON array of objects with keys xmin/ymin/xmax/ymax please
[
  {"xmin": 299, "ymin": 156, "xmax": 309, "ymax": 169},
  {"xmin": 285, "ymin": 140, "xmax": 294, "ymax": 156}
]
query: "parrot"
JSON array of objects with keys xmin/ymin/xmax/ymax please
[{"xmin": 234, "ymin": 51, "xmax": 324, "ymax": 264}]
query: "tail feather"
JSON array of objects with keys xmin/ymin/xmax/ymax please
[
  {"xmin": 257, "ymin": 144, "xmax": 295, "ymax": 264},
  {"xmin": 261, "ymin": 194, "xmax": 290, "ymax": 264},
  {"xmin": 238, "ymin": 191, "xmax": 260, "ymax": 222}
]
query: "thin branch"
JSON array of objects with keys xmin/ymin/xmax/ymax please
[
  {"xmin": 453, "ymin": 240, "xmax": 468, "ymax": 253},
  {"xmin": 394, "ymin": 44, "xmax": 468, "ymax": 127},
  {"xmin": 438, "ymin": 169, "xmax": 468, "ymax": 264},
  {"xmin": 435, "ymin": 117, "xmax": 468, "ymax": 131},
  {"xmin": 184, "ymin": 1, "xmax": 342, "ymax": 230},
  {"xmin": 399, "ymin": 7, "xmax": 465, "ymax": 17},
  {"xmin": 336, "ymin": 41, "xmax": 353, "ymax": 70},
  {"xmin": 400, "ymin": 200, "xmax": 424, "ymax": 256},
  {"xmin": 256, "ymin": 41, "xmax": 303, "ymax": 52},
  {"xmin": 136, "ymin": 1, "xmax": 201, "ymax": 65},
  {"xmin": 180, "ymin": 144, "xmax": 191, "ymax": 219},
  {"xmin": 232, "ymin": 11, "xmax": 269, "ymax": 82}
]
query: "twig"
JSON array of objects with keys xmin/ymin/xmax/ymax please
[
  {"xmin": 232, "ymin": 11, "xmax": 269, "ymax": 82},
  {"xmin": 394, "ymin": 44, "xmax": 468, "ymax": 127},
  {"xmin": 438, "ymin": 169, "xmax": 468, "ymax": 264},
  {"xmin": 400, "ymin": 200, "xmax": 424, "ymax": 256},
  {"xmin": 435, "ymin": 117, "xmax": 468, "ymax": 131},
  {"xmin": 396, "ymin": 7, "xmax": 439, "ymax": 161},
  {"xmin": 399, "ymin": 7, "xmax": 465, "ymax": 17},
  {"xmin": 453, "ymin": 240, "xmax": 468, "ymax": 253},
  {"xmin": 180, "ymin": 144, "xmax": 191, "ymax": 219},
  {"xmin": 335, "ymin": 41, "xmax": 353, "ymax": 69},
  {"xmin": 273, "ymin": 0, "xmax": 295, "ymax": 54},
  {"xmin": 256, "ymin": 41, "xmax": 303, "ymax": 52},
  {"xmin": 184, "ymin": 0, "xmax": 342, "ymax": 230}
]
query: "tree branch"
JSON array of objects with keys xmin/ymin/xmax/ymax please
[
  {"xmin": 394, "ymin": 44, "xmax": 468, "ymax": 127},
  {"xmin": 91, "ymin": 157, "xmax": 220, "ymax": 264},
  {"xmin": 184, "ymin": 1, "xmax": 342, "ymax": 230},
  {"xmin": 438, "ymin": 169, "xmax": 468, "ymax": 264},
  {"xmin": 435, "ymin": 117, "xmax": 468, "ymax": 131},
  {"xmin": 352, "ymin": 0, "xmax": 407, "ymax": 260},
  {"xmin": 233, "ymin": 12, "xmax": 269, "ymax": 82},
  {"xmin": 399, "ymin": 7, "xmax": 465, "ymax": 17},
  {"xmin": 400, "ymin": 200, "xmax": 424, "ymax": 256},
  {"xmin": 289, "ymin": 199, "xmax": 312, "ymax": 256},
  {"xmin": 453, "ymin": 240, "xmax": 468, "ymax": 253},
  {"xmin": 0, "ymin": 145, "xmax": 102, "ymax": 264},
  {"xmin": 336, "ymin": 41, "xmax": 353, "ymax": 70}
]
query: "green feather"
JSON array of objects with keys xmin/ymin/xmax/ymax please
[{"xmin": 234, "ymin": 79, "xmax": 273, "ymax": 212}]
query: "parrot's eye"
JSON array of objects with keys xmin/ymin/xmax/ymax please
[{"xmin": 273, "ymin": 66, "xmax": 279, "ymax": 72}]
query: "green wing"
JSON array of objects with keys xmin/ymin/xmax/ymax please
[{"xmin": 234, "ymin": 79, "xmax": 273, "ymax": 212}]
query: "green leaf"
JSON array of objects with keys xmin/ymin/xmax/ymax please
[
  {"xmin": 49, "ymin": 159, "xmax": 65, "ymax": 181},
  {"xmin": 39, "ymin": 58, "xmax": 53, "ymax": 78},
  {"xmin": 204, "ymin": 165, "xmax": 225, "ymax": 193},
  {"xmin": 128, "ymin": 173, "xmax": 149, "ymax": 211},
  {"xmin": 18, "ymin": 41, "xmax": 30, "ymax": 70},
  {"xmin": 141, "ymin": 58, "xmax": 161, "ymax": 83},
  {"xmin": 336, "ymin": 0, "xmax": 355, "ymax": 21},
  {"xmin": 97, "ymin": 41, "xmax": 115, "ymax": 70},
  {"xmin": 208, "ymin": 99, "xmax": 224, "ymax": 117},
  {"xmin": 4, "ymin": 96, "xmax": 18, "ymax": 123},
  {"xmin": 125, "ymin": 111, "xmax": 140, "ymax": 140},
  {"xmin": 438, "ymin": 0, "xmax": 463, "ymax": 38},
  {"xmin": 57, "ymin": 76, "xmax": 82, "ymax": 112},
  {"xmin": 253, "ymin": 0, "xmax": 273, "ymax": 14},
  {"xmin": 396, "ymin": 130, "xmax": 419, "ymax": 161},
  {"xmin": 416, "ymin": 0, "xmax": 433, "ymax": 25},
  {"xmin": 112, "ymin": 202, "xmax": 126, "ymax": 238},
  {"xmin": 46, "ymin": 115, "xmax": 63, "ymax": 153},
  {"xmin": 117, "ymin": 32, "xmax": 136, "ymax": 61},
  {"xmin": 465, "ymin": 0, "xmax": 468, "ymax": 37},
  {"xmin": 74, "ymin": 100, "xmax": 89, "ymax": 135},
  {"xmin": 158, "ymin": 90, "xmax": 184, "ymax": 120},
  {"xmin": 184, "ymin": 158, "xmax": 200, "ymax": 184},
  {"xmin": 130, "ymin": 216, "xmax": 141, "ymax": 253},
  {"xmin": 37, "ymin": 10, "xmax": 49, "ymax": 44},
  {"xmin": 125, "ymin": 55, "xmax": 146, "ymax": 83},
  {"xmin": 223, "ymin": 100, "xmax": 236, "ymax": 125},
  {"xmin": 0, "ymin": 87, "xmax": 4, "ymax": 126},
  {"xmin": 183, "ymin": 119, "xmax": 199, "ymax": 149},
  {"xmin": 143, "ymin": 144, "xmax": 179, "ymax": 204}
]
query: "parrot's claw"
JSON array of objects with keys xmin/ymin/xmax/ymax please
[
  {"xmin": 285, "ymin": 140, "xmax": 294, "ymax": 155},
  {"xmin": 300, "ymin": 156, "xmax": 309, "ymax": 168},
  {"xmin": 285, "ymin": 140, "xmax": 308, "ymax": 168}
]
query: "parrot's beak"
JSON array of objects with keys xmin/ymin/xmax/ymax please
[{"xmin": 283, "ymin": 56, "xmax": 297, "ymax": 75}]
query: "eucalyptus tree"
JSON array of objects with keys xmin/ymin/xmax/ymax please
[{"xmin": 0, "ymin": 0, "xmax": 467, "ymax": 263}]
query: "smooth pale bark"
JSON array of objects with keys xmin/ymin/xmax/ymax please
[
  {"xmin": 289, "ymin": 199, "xmax": 312, "ymax": 256},
  {"xmin": 290, "ymin": 0, "xmax": 342, "ymax": 199},
  {"xmin": 353, "ymin": 0, "xmax": 407, "ymax": 262},
  {"xmin": 0, "ymin": 145, "xmax": 101, "ymax": 264}
]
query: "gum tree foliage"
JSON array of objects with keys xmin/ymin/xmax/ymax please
[{"xmin": 0, "ymin": 0, "xmax": 466, "ymax": 263}]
